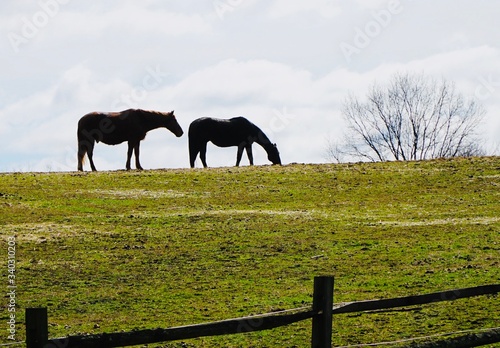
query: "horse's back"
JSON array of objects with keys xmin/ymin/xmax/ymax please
[
  {"xmin": 78, "ymin": 112, "xmax": 105, "ymax": 131},
  {"xmin": 189, "ymin": 117, "xmax": 253, "ymax": 133},
  {"xmin": 79, "ymin": 109, "xmax": 136, "ymax": 124},
  {"xmin": 189, "ymin": 117, "xmax": 225, "ymax": 138},
  {"xmin": 189, "ymin": 116, "xmax": 258, "ymax": 147},
  {"xmin": 78, "ymin": 110, "xmax": 137, "ymax": 145}
]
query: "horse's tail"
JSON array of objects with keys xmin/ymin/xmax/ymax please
[
  {"xmin": 78, "ymin": 152, "xmax": 86, "ymax": 168},
  {"xmin": 77, "ymin": 119, "xmax": 95, "ymax": 171}
]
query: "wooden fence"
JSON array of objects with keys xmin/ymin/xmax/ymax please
[{"xmin": 25, "ymin": 277, "xmax": 500, "ymax": 348}]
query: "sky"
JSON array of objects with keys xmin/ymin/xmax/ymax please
[{"xmin": 1, "ymin": 0, "xmax": 499, "ymax": 172}]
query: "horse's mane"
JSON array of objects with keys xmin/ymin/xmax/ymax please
[
  {"xmin": 139, "ymin": 109, "xmax": 174, "ymax": 117},
  {"xmin": 254, "ymin": 125, "xmax": 272, "ymax": 146}
]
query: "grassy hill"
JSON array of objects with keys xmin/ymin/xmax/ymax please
[{"xmin": 1, "ymin": 157, "xmax": 499, "ymax": 347}]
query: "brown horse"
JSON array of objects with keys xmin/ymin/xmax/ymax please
[{"xmin": 77, "ymin": 109, "xmax": 183, "ymax": 171}]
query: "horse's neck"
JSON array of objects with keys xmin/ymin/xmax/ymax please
[
  {"xmin": 143, "ymin": 112, "xmax": 168, "ymax": 130},
  {"xmin": 254, "ymin": 129, "xmax": 273, "ymax": 151}
]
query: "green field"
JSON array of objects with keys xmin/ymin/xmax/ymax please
[{"xmin": 1, "ymin": 157, "xmax": 499, "ymax": 347}]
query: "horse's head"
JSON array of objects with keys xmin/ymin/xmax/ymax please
[
  {"xmin": 164, "ymin": 110, "xmax": 184, "ymax": 137},
  {"xmin": 267, "ymin": 143, "xmax": 281, "ymax": 165}
]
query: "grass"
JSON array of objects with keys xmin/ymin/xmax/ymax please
[{"xmin": 1, "ymin": 157, "xmax": 499, "ymax": 347}]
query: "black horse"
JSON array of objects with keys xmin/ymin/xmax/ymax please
[
  {"xmin": 77, "ymin": 109, "xmax": 183, "ymax": 171},
  {"xmin": 188, "ymin": 117, "xmax": 281, "ymax": 168}
]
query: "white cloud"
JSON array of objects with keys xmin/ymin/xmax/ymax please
[
  {"xmin": 47, "ymin": 3, "xmax": 210, "ymax": 39},
  {"xmin": 266, "ymin": 0, "xmax": 341, "ymax": 19},
  {"xmin": 161, "ymin": 59, "xmax": 316, "ymax": 108},
  {"xmin": 354, "ymin": 0, "xmax": 393, "ymax": 10}
]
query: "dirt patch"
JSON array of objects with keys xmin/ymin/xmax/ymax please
[
  {"xmin": 1, "ymin": 223, "xmax": 81, "ymax": 242},
  {"xmin": 379, "ymin": 216, "xmax": 500, "ymax": 227},
  {"xmin": 87, "ymin": 189, "xmax": 189, "ymax": 199},
  {"xmin": 188, "ymin": 209, "xmax": 317, "ymax": 217}
]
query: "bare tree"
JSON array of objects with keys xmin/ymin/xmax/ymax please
[
  {"xmin": 333, "ymin": 73, "xmax": 485, "ymax": 162},
  {"xmin": 324, "ymin": 139, "xmax": 345, "ymax": 163}
]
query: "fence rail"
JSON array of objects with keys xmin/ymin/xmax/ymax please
[
  {"xmin": 332, "ymin": 284, "xmax": 500, "ymax": 314},
  {"xmin": 26, "ymin": 279, "xmax": 500, "ymax": 348},
  {"xmin": 51, "ymin": 308, "xmax": 317, "ymax": 348}
]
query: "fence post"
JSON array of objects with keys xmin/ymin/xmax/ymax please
[
  {"xmin": 311, "ymin": 276, "xmax": 334, "ymax": 348},
  {"xmin": 26, "ymin": 308, "xmax": 48, "ymax": 348}
]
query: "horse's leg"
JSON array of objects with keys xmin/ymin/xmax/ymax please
[
  {"xmin": 126, "ymin": 141, "xmax": 134, "ymax": 170},
  {"xmin": 236, "ymin": 145, "xmax": 245, "ymax": 166},
  {"xmin": 87, "ymin": 142, "xmax": 97, "ymax": 172},
  {"xmin": 134, "ymin": 142, "xmax": 143, "ymax": 170},
  {"xmin": 189, "ymin": 150, "xmax": 198, "ymax": 168},
  {"xmin": 199, "ymin": 142, "xmax": 208, "ymax": 168},
  {"xmin": 189, "ymin": 139, "xmax": 199, "ymax": 168},
  {"xmin": 245, "ymin": 144, "xmax": 254, "ymax": 165}
]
